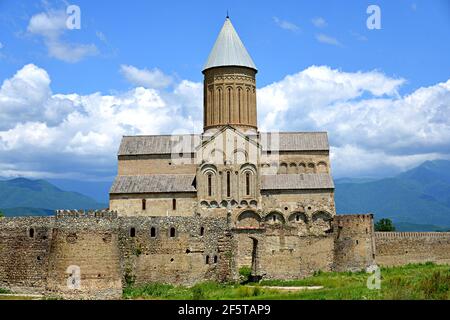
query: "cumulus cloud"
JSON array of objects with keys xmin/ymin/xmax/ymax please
[
  {"xmin": 0, "ymin": 64, "xmax": 449, "ymax": 180},
  {"xmin": 0, "ymin": 64, "xmax": 202, "ymax": 179},
  {"xmin": 315, "ymin": 33, "xmax": 342, "ymax": 46},
  {"xmin": 120, "ymin": 65, "xmax": 173, "ymax": 89},
  {"xmin": 312, "ymin": 17, "xmax": 327, "ymax": 28},
  {"xmin": 273, "ymin": 17, "xmax": 300, "ymax": 32},
  {"xmin": 258, "ymin": 65, "xmax": 450, "ymax": 177},
  {"xmin": 27, "ymin": 9, "xmax": 98, "ymax": 63}
]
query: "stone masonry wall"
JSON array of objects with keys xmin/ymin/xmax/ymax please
[
  {"xmin": 333, "ymin": 214, "xmax": 376, "ymax": 272},
  {"xmin": 0, "ymin": 217, "xmax": 54, "ymax": 293},
  {"xmin": 118, "ymin": 216, "xmax": 233, "ymax": 286},
  {"xmin": 375, "ymin": 232, "xmax": 450, "ymax": 266}
]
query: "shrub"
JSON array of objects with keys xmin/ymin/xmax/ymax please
[
  {"xmin": 239, "ymin": 266, "xmax": 252, "ymax": 283},
  {"xmin": 374, "ymin": 219, "xmax": 396, "ymax": 231},
  {"xmin": 0, "ymin": 288, "xmax": 11, "ymax": 294}
]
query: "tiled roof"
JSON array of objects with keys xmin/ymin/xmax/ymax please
[
  {"xmin": 118, "ymin": 132, "xmax": 329, "ymax": 156},
  {"xmin": 261, "ymin": 173, "xmax": 334, "ymax": 190},
  {"xmin": 110, "ymin": 174, "xmax": 196, "ymax": 194},
  {"xmin": 260, "ymin": 132, "xmax": 329, "ymax": 151},
  {"xmin": 118, "ymin": 135, "xmax": 201, "ymax": 156}
]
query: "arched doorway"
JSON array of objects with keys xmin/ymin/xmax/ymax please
[{"xmin": 250, "ymin": 237, "xmax": 258, "ymax": 276}]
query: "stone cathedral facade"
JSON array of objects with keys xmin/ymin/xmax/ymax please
[{"xmin": 110, "ymin": 17, "xmax": 336, "ymax": 229}]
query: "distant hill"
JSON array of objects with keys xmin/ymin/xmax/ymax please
[
  {"xmin": 0, "ymin": 178, "xmax": 106, "ymax": 216},
  {"xmin": 0, "ymin": 207, "xmax": 54, "ymax": 217},
  {"xmin": 335, "ymin": 160, "xmax": 450, "ymax": 229}
]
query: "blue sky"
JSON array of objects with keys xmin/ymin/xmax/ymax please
[
  {"xmin": 0, "ymin": 0, "xmax": 449, "ymax": 183},
  {"xmin": 1, "ymin": 0, "xmax": 449, "ymax": 93}
]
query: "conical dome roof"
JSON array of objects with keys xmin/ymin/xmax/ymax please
[{"xmin": 203, "ymin": 17, "xmax": 257, "ymax": 72}]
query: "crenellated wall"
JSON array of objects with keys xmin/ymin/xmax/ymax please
[
  {"xmin": 375, "ymin": 232, "xmax": 450, "ymax": 266},
  {"xmin": 1, "ymin": 212, "xmax": 449, "ymax": 299}
]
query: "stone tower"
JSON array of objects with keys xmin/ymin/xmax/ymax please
[{"xmin": 203, "ymin": 17, "xmax": 258, "ymax": 132}]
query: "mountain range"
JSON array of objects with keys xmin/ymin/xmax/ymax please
[
  {"xmin": 335, "ymin": 160, "xmax": 450, "ymax": 230},
  {"xmin": 1, "ymin": 160, "xmax": 450, "ymax": 231},
  {"xmin": 0, "ymin": 178, "xmax": 106, "ymax": 216}
]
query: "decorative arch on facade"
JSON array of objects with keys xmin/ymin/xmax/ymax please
[
  {"xmin": 288, "ymin": 212, "xmax": 308, "ymax": 224},
  {"xmin": 312, "ymin": 211, "xmax": 332, "ymax": 222},
  {"xmin": 279, "ymin": 162, "xmax": 288, "ymax": 174},
  {"xmin": 288, "ymin": 163, "xmax": 298, "ymax": 174},
  {"xmin": 237, "ymin": 210, "xmax": 261, "ymax": 228},
  {"xmin": 201, "ymin": 164, "xmax": 218, "ymax": 198},
  {"xmin": 298, "ymin": 162, "xmax": 306, "ymax": 173},
  {"xmin": 233, "ymin": 148, "xmax": 248, "ymax": 164},
  {"xmin": 307, "ymin": 162, "xmax": 316, "ymax": 173},
  {"xmin": 317, "ymin": 161, "xmax": 328, "ymax": 173},
  {"xmin": 264, "ymin": 211, "xmax": 286, "ymax": 225},
  {"xmin": 311, "ymin": 211, "xmax": 333, "ymax": 233},
  {"xmin": 240, "ymin": 163, "xmax": 257, "ymax": 198},
  {"xmin": 208, "ymin": 148, "xmax": 226, "ymax": 165}
]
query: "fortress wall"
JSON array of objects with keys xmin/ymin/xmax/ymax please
[
  {"xmin": 118, "ymin": 216, "xmax": 233, "ymax": 286},
  {"xmin": 45, "ymin": 214, "xmax": 122, "ymax": 299},
  {"xmin": 233, "ymin": 226, "xmax": 335, "ymax": 280},
  {"xmin": 110, "ymin": 192, "xmax": 197, "ymax": 217},
  {"xmin": 0, "ymin": 217, "xmax": 54, "ymax": 293},
  {"xmin": 259, "ymin": 232, "xmax": 335, "ymax": 279},
  {"xmin": 333, "ymin": 214, "xmax": 376, "ymax": 272},
  {"xmin": 375, "ymin": 232, "xmax": 450, "ymax": 266}
]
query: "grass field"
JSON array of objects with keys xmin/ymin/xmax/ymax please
[{"xmin": 123, "ymin": 263, "xmax": 450, "ymax": 300}]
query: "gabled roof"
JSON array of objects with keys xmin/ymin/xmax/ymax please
[
  {"xmin": 117, "ymin": 132, "xmax": 329, "ymax": 156},
  {"xmin": 203, "ymin": 17, "xmax": 257, "ymax": 72},
  {"xmin": 110, "ymin": 174, "xmax": 196, "ymax": 194},
  {"xmin": 260, "ymin": 132, "xmax": 329, "ymax": 151},
  {"xmin": 261, "ymin": 173, "xmax": 335, "ymax": 190},
  {"xmin": 118, "ymin": 134, "xmax": 201, "ymax": 156},
  {"xmin": 199, "ymin": 125, "xmax": 260, "ymax": 151}
]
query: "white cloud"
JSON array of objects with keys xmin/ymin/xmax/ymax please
[
  {"xmin": 312, "ymin": 17, "xmax": 327, "ymax": 28},
  {"xmin": 273, "ymin": 17, "xmax": 300, "ymax": 32},
  {"xmin": 316, "ymin": 33, "xmax": 342, "ymax": 46},
  {"xmin": 0, "ymin": 64, "xmax": 449, "ymax": 180},
  {"xmin": 258, "ymin": 66, "xmax": 450, "ymax": 177},
  {"xmin": 120, "ymin": 65, "xmax": 173, "ymax": 89},
  {"xmin": 27, "ymin": 9, "xmax": 98, "ymax": 63},
  {"xmin": 0, "ymin": 64, "xmax": 202, "ymax": 179}
]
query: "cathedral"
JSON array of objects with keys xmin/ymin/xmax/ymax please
[{"xmin": 110, "ymin": 17, "xmax": 336, "ymax": 232}]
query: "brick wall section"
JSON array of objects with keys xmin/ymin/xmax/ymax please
[
  {"xmin": 45, "ymin": 214, "xmax": 122, "ymax": 300},
  {"xmin": 118, "ymin": 216, "xmax": 233, "ymax": 286},
  {"xmin": 375, "ymin": 232, "xmax": 450, "ymax": 266},
  {"xmin": 0, "ymin": 217, "xmax": 54, "ymax": 293}
]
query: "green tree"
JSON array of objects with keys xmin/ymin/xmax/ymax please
[
  {"xmin": 0, "ymin": 210, "xmax": 4, "ymax": 218},
  {"xmin": 375, "ymin": 218, "xmax": 396, "ymax": 231}
]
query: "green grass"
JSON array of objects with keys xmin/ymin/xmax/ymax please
[
  {"xmin": 123, "ymin": 263, "xmax": 450, "ymax": 300},
  {"xmin": 0, "ymin": 288, "xmax": 11, "ymax": 294}
]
